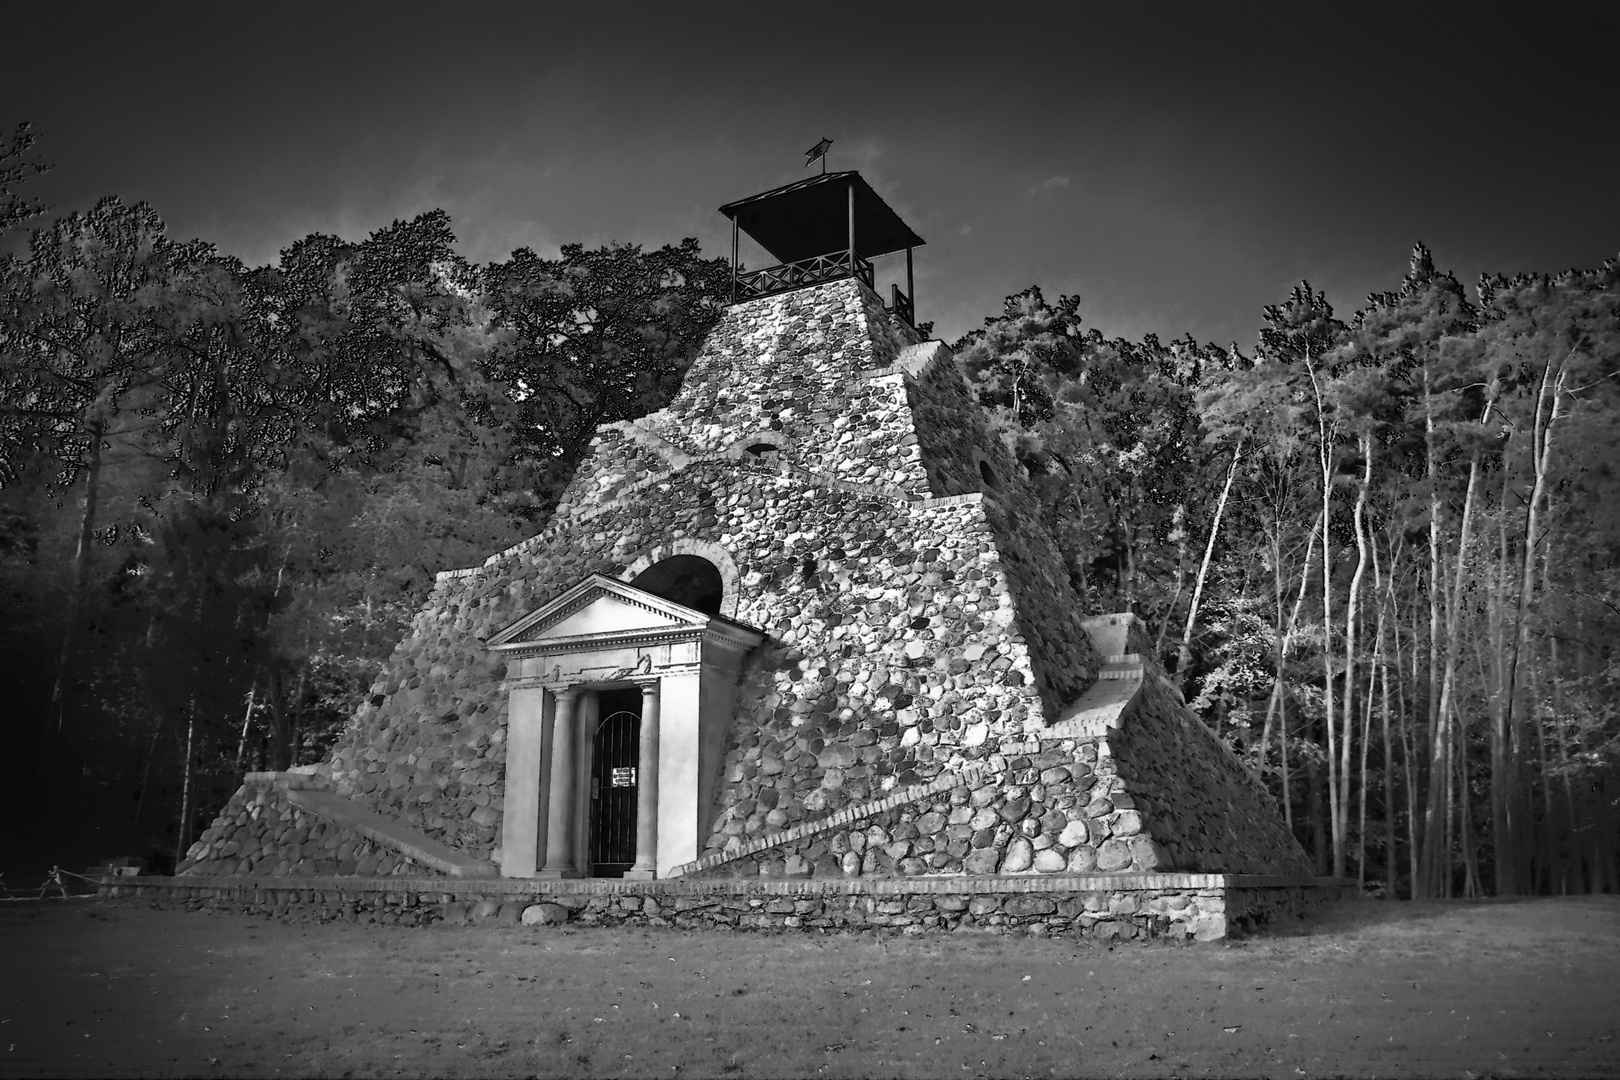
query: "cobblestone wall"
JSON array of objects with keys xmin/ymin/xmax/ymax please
[
  {"xmin": 180, "ymin": 781, "xmax": 443, "ymax": 878},
  {"xmin": 1110, "ymin": 672, "xmax": 1313, "ymax": 876},
  {"xmin": 625, "ymin": 279, "xmax": 931, "ymax": 497},
  {"xmin": 901, "ymin": 350, "xmax": 1099, "ymax": 727},
  {"xmin": 112, "ymin": 877, "xmax": 1340, "ymax": 942}
]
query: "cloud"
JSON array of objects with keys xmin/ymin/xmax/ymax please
[{"xmin": 1027, "ymin": 175, "xmax": 1071, "ymax": 196}]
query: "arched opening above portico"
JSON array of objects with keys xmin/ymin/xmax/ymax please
[
  {"xmin": 622, "ymin": 540, "xmax": 742, "ymax": 619},
  {"xmin": 630, "ymin": 556, "xmax": 723, "ymax": 616}
]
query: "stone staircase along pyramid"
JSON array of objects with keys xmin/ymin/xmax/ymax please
[{"xmin": 180, "ymin": 271, "xmax": 1311, "ymax": 885}]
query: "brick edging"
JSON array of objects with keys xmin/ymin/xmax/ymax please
[{"xmin": 131, "ymin": 872, "xmax": 1355, "ymax": 896}]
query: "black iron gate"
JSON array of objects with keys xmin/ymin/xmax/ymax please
[{"xmin": 589, "ymin": 695, "xmax": 641, "ymax": 876}]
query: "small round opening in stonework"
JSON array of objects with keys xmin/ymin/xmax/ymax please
[
  {"xmin": 743, "ymin": 441, "xmax": 781, "ymax": 465},
  {"xmin": 630, "ymin": 555, "xmax": 723, "ymax": 615}
]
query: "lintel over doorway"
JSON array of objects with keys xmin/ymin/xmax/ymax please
[{"xmin": 486, "ymin": 574, "xmax": 765, "ymax": 880}]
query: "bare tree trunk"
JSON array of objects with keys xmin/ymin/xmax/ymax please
[
  {"xmin": 1358, "ymin": 662, "xmax": 1374, "ymax": 889},
  {"xmin": 1500, "ymin": 354, "xmax": 1569, "ymax": 895},
  {"xmin": 1122, "ymin": 517, "xmax": 1137, "ymax": 612},
  {"xmin": 1401, "ymin": 639, "xmax": 1421, "ymax": 899},
  {"xmin": 233, "ymin": 677, "xmax": 258, "ymax": 776},
  {"xmin": 1358, "ymin": 538, "xmax": 1387, "ymax": 892},
  {"xmin": 1337, "ymin": 434, "xmax": 1372, "ymax": 878},
  {"xmin": 1156, "ymin": 504, "xmax": 1190, "ymax": 656},
  {"xmin": 1530, "ymin": 652, "xmax": 1552, "ymax": 895},
  {"xmin": 1487, "ymin": 466, "xmax": 1515, "ymax": 896},
  {"xmin": 286, "ymin": 663, "xmax": 310, "ymax": 768},
  {"xmin": 1550, "ymin": 632, "xmax": 1578, "ymax": 895},
  {"xmin": 176, "ymin": 697, "xmax": 197, "ymax": 866},
  {"xmin": 50, "ymin": 414, "xmax": 105, "ymax": 733},
  {"xmin": 130, "ymin": 717, "xmax": 163, "ymax": 833},
  {"xmin": 1417, "ymin": 370, "xmax": 1448, "ymax": 898},
  {"xmin": 1270, "ymin": 514, "xmax": 1321, "ymax": 835},
  {"xmin": 1259, "ymin": 529, "xmax": 1287, "ymax": 777},
  {"xmin": 1457, "ymin": 699, "xmax": 1482, "ymax": 898},
  {"xmin": 1307, "ymin": 738, "xmax": 1330, "ymax": 877},
  {"xmin": 1377, "ymin": 538, "xmax": 1402, "ymax": 898},
  {"xmin": 266, "ymin": 665, "xmax": 291, "ymax": 771},
  {"xmin": 1176, "ymin": 440, "xmax": 1242, "ymax": 686},
  {"xmin": 1381, "ymin": 632, "xmax": 1398, "ymax": 898},
  {"xmin": 1306, "ymin": 351, "xmax": 1342, "ymax": 876},
  {"xmin": 1071, "ymin": 493, "xmax": 1093, "ymax": 604}
]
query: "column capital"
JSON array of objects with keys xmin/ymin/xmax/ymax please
[
  {"xmin": 547, "ymin": 684, "xmax": 581, "ymax": 701},
  {"xmin": 631, "ymin": 677, "xmax": 662, "ymax": 698}
]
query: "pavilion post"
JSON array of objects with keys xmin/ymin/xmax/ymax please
[
  {"xmin": 847, "ymin": 179, "xmax": 856, "ymax": 278},
  {"xmin": 906, "ymin": 246, "xmax": 914, "ymax": 321}
]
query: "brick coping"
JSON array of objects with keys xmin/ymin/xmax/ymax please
[{"xmin": 131, "ymin": 872, "xmax": 1353, "ymax": 897}]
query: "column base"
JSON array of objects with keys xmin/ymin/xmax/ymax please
[
  {"xmin": 623, "ymin": 867, "xmax": 657, "ymax": 880},
  {"xmin": 535, "ymin": 868, "xmax": 585, "ymax": 879}
]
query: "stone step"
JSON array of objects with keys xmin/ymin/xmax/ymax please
[
  {"xmin": 1099, "ymin": 657, "xmax": 1145, "ymax": 680},
  {"xmin": 285, "ymin": 789, "xmax": 498, "ymax": 879}
]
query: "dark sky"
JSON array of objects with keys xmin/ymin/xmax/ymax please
[{"xmin": 6, "ymin": 0, "xmax": 1617, "ymax": 348}]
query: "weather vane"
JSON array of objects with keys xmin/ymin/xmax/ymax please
[{"xmin": 804, "ymin": 137, "xmax": 832, "ymax": 174}]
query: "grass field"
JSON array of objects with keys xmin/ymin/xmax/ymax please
[{"xmin": 2, "ymin": 894, "xmax": 1617, "ymax": 1078}]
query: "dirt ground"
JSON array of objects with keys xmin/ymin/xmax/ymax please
[{"xmin": 1, "ymin": 895, "xmax": 1616, "ymax": 1079}]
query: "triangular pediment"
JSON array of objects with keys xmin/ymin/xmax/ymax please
[
  {"xmin": 487, "ymin": 573, "xmax": 711, "ymax": 649},
  {"xmin": 542, "ymin": 593, "xmax": 684, "ymax": 638}
]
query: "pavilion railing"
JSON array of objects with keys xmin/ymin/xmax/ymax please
[
  {"xmin": 734, "ymin": 249, "xmax": 874, "ymax": 302},
  {"xmin": 888, "ymin": 283, "xmax": 914, "ymax": 328}
]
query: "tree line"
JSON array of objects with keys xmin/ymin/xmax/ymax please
[
  {"xmin": 2, "ymin": 123, "xmax": 1615, "ymax": 894},
  {"xmin": 956, "ymin": 254, "xmax": 1619, "ymax": 898},
  {"xmin": 0, "ymin": 124, "xmax": 730, "ymax": 871}
]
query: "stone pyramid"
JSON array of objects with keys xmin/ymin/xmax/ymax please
[{"xmin": 180, "ymin": 246, "xmax": 1309, "ymax": 886}]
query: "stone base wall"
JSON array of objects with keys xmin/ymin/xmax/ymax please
[
  {"xmin": 178, "ymin": 779, "xmax": 444, "ymax": 879},
  {"xmin": 100, "ymin": 873, "xmax": 1351, "ymax": 942},
  {"xmin": 695, "ymin": 734, "xmax": 1174, "ymax": 879}
]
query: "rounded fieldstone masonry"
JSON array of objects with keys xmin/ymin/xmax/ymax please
[{"xmin": 182, "ymin": 202, "xmax": 1312, "ymax": 905}]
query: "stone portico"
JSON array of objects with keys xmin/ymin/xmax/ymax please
[{"xmin": 488, "ymin": 575, "xmax": 765, "ymax": 879}]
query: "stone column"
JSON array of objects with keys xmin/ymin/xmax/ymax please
[
  {"xmin": 573, "ymin": 690, "xmax": 599, "ymax": 876},
  {"xmin": 537, "ymin": 687, "xmax": 581, "ymax": 878},
  {"xmin": 655, "ymin": 669, "xmax": 704, "ymax": 870},
  {"xmin": 625, "ymin": 680, "xmax": 661, "ymax": 879},
  {"xmin": 496, "ymin": 679, "xmax": 549, "ymax": 878}
]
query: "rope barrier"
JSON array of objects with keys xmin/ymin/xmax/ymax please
[{"xmin": 0, "ymin": 866, "xmax": 108, "ymax": 902}]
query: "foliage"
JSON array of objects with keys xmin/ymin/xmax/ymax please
[
  {"xmin": 0, "ymin": 187, "xmax": 730, "ymax": 865},
  {"xmin": 964, "ymin": 250, "xmax": 1620, "ymax": 896},
  {"xmin": 481, "ymin": 238, "xmax": 730, "ymax": 482}
]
